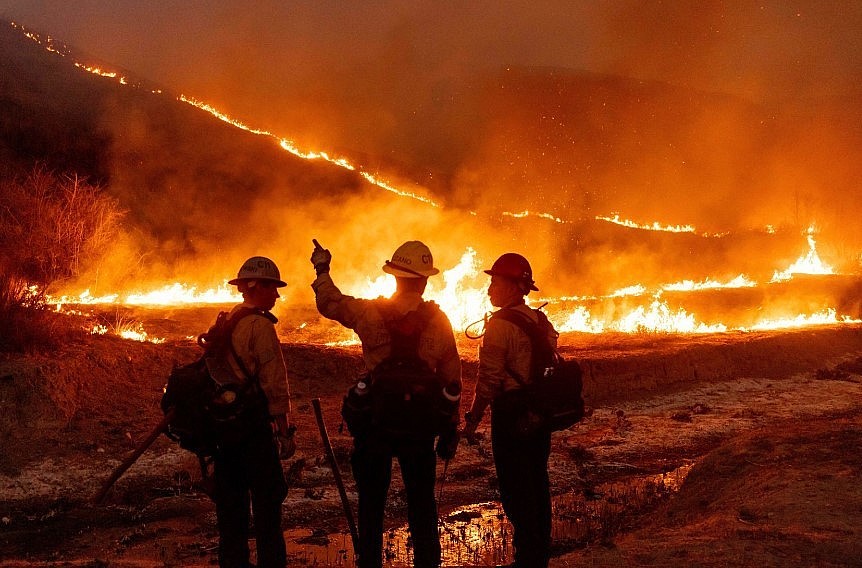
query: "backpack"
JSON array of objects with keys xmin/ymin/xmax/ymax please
[
  {"xmin": 492, "ymin": 308, "xmax": 585, "ymax": 434},
  {"xmin": 341, "ymin": 301, "xmax": 457, "ymax": 439},
  {"xmin": 160, "ymin": 307, "xmax": 270, "ymax": 465}
]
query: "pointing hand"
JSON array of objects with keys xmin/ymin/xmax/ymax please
[{"xmin": 311, "ymin": 239, "xmax": 332, "ymax": 274}]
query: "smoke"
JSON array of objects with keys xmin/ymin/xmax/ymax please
[{"xmin": 3, "ymin": 1, "xmax": 862, "ymax": 301}]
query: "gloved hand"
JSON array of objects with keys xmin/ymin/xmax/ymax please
[
  {"xmin": 461, "ymin": 411, "xmax": 483, "ymax": 445},
  {"xmin": 311, "ymin": 239, "xmax": 332, "ymax": 275},
  {"xmin": 276, "ymin": 426, "xmax": 297, "ymax": 460},
  {"xmin": 436, "ymin": 427, "xmax": 460, "ymax": 461},
  {"xmin": 272, "ymin": 415, "xmax": 297, "ymax": 460}
]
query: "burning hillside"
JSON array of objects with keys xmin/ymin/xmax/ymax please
[{"xmin": 2, "ymin": 20, "xmax": 862, "ymax": 344}]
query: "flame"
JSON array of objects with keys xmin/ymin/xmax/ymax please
[
  {"xmin": 550, "ymin": 299, "xmax": 727, "ymax": 334},
  {"xmin": 596, "ymin": 213, "xmax": 696, "ymax": 233},
  {"xmin": 614, "ymin": 301, "xmax": 728, "ymax": 333},
  {"xmin": 10, "ymin": 21, "xmax": 862, "ymax": 337},
  {"xmin": 552, "ymin": 305, "xmax": 605, "ymax": 333},
  {"xmin": 124, "ymin": 282, "xmax": 240, "ymax": 305},
  {"xmin": 502, "ymin": 210, "xmax": 568, "ymax": 224},
  {"xmin": 744, "ymin": 309, "xmax": 860, "ymax": 330},
  {"xmin": 40, "ymin": 241, "xmax": 861, "ymax": 337},
  {"xmin": 47, "ymin": 282, "xmax": 240, "ymax": 306},
  {"xmin": 179, "ymin": 94, "xmax": 440, "ymax": 206},
  {"xmin": 89, "ymin": 322, "xmax": 165, "ymax": 344},
  {"xmin": 324, "ymin": 339, "xmax": 362, "ymax": 347},
  {"xmin": 771, "ymin": 227, "xmax": 834, "ymax": 282},
  {"xmin": 661, "ymin": 274, "xmax": 757, "ymax": 292},
  {"xmin": 607, "ymin": 285, "xmax": 648, "ymax": 298},
  {"xmin": 74, "ymin": 62, "xmax": 122, "ymax": 80}
]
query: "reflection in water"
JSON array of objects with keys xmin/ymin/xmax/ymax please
[
  {"xmin": 286, "ymin": 528, "xmax": 354, "ymax": 565},
  {"xmin": 286, "ymin": 462, "xmax": 693, "ymax": 566}
]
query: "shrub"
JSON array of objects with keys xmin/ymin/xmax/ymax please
[{"xmin": 0, "ymin": 165, "xmax": 124, "ymax": 352}]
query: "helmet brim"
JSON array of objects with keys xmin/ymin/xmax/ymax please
[
  {"xmin": 483, "ymin": 269, "xmax": 539, "ymax": 291},
  {"xmin": 383, "ymin": 262, "xmax": 439, "ymax": 278},
  {"xmin": 228, "ymin": 277, "xmax": 287, "ymax": 287}
]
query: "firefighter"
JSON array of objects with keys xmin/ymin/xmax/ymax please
[
  {"xmin": 462, "ymin": 253, "xmax": 559, "ymax": 568},
  {"xmin": 216, "ymin": 256, "xmax": 295, "ymax": 568},
  {"xmin": 310, "ymin": 239, "xmax": 462, "ymax": 568}
]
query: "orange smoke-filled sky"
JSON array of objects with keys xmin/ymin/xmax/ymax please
[
  {"xmin": 2, "ymin": 1, "xmax": 859, "ymax": 159},
  {"xmin": 3, "ymin": 1, "xmax": 862, "ymax": 299}
]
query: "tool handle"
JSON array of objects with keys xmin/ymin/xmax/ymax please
[
  {"xmin": 93, "ymin": 409, "xmax": 175, "ymax": 504},
  {"xmin": 312, "ymin": 398, "xmax": 359, "ymax": 555}
]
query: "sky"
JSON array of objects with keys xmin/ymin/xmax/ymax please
[
  {"xmin": 2, "ymin": 1, "xmax": 859, "ymax": 126},
  {"xmin": 3, "ymin": 1, "xmax": 859, "ymax": 187}
]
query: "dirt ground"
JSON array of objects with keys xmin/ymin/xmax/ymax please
[{"xmin": 2, "ymin": 316, "xmax": 862, "ymax": 567}]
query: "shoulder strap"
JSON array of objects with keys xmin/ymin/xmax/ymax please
[{"xmin": 206, "ymin": 307, "xmax": 274, "ymax": 380}]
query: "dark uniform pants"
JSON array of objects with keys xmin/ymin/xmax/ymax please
[
  {"xmin": 492, "ymin": 403, "xmax": 552, "ymax": 568},
  {"xmin": 351, "ymin": 434, "xmax": 440, "ymax": 568},
  {"xmin": 213, "ymin": 420, "xmax": 288, "ymax": 568}
]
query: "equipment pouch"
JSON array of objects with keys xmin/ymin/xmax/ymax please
[
  {"xmin": 341, "ymin": 381, "xmax": 373, "ymax": 438},
  {"xmin": 494, "ymin": 389, "xmax": 548, "ymax": 440}
]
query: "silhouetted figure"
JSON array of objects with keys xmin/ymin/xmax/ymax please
[
  {"xmin": 462, "ymin": 253, "xmax": 559, "ymax": 568},
  {"xmin": 215, "ymin": 256, "xmax": 295, "ymax": 568},
  {"xmin": 311, "ymin": 240, "xmax": 461, "ymax": 568}
]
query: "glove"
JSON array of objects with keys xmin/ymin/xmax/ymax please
[
  {"xmin": 311, "ymin": 239, "xmax": 332, "ymax": 275},
  {"xmin": 461, "ymin": 411, "xmax": 482, "ymax": 445},
  {"xmin": 436, "ymin": 428, "xmax": 460, "ymax": 461},
  {"xmin": 276, "ymin": 428, "xmax": 297, "ymax": 460}
]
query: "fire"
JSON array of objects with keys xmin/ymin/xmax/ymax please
[
  {"xmin": 502, "ymin": 210, "xmax": 568, "ymax": 224},
  {"xmin": 74, "ymin": 62, "xmax": 122, "ymax": 80},
  {"xmin": 614, "ymin": 300, "xmax": 728, "ymax": 334},
  {"xmin": 10, "ymin": 21, "xmax": 862, "ymax": 338},
  {"xmin": 607, "ymin": 285, "xmax": 648, "ymax": 298},
  {"xmin": 661, "ymin": 275, "xmax": 757, "ymax": 292},
  {"xmin": 125, "ymin": 282, "xmax": 239, "ymax": 305},
  {"xmin": 596, "ymin": 213, "xmax": 696, "ymax": 233},
  {"xmin": 745, "ymin": 309, "xmax": 858, "ymax": 330},
  {"xmin": 48, "ymin": 282, "xmax": 240, "ymax": 306},
  {"xmin": 90, "ymin": 322, "xmax": 165, "ymax": 344},
  {"xmin": 180, "ymin": 94, "xmax": 440, "ymax": 206},
  {"xmin": 771, "ymin": 226, "xmax": 834, "ymax": 282},
  {"xmin": 41, "ymin": 243, "xmax": 862, "ymax": 339}
]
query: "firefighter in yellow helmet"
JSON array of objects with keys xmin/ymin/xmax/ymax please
[
  {"xmin": 462, "ymin": 252, "xmax": 558, "ymax": 568},
  {"xmin": 311, "ymin": 240, "xmax": 462, "ymax": 568},
  {"xmin": 215, "ymin": 256, "xmax": 294, "ymax": 568}
]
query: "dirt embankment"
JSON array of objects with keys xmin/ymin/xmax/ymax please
[{"xmin": 2, "ymin": 325, "xmax": 862, "ymax": 566}]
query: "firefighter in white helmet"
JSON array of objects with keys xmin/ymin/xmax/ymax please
[
  {"xmin": 214, "ymin": 255, "xmax": 294, "ymax": 568},
  {"xmin": 311, "ymin": 240, "xmax": 461, "ymax": 568}
]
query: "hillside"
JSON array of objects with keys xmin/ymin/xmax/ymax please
[
  {"xmin": 4, "ymin": 20, "xmax": 856, "ymax": 300},
  {"xmin": 0, "ymin": 22, "xmax": 362, "ymax": 263}
]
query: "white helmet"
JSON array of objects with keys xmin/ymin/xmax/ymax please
[
  {"xmin": 382, "ymin": 241, "xmax": 439, "ymax": 278},
  {"xmin": 228, "ymin": 256, "xmax": 287, "ymax": 287}
]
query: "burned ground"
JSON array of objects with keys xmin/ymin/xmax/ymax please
[{"xmin": 2, "ymin": 322, "xmax": 862, "ymax": 566}]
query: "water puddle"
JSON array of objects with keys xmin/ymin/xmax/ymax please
[
  {"xmin": 286, "ymin": 527, "xmax": 355, "ymax": 565},
  {"xmin": 285, "ymin": 462, "xmax": 694, "ymax": 566}
]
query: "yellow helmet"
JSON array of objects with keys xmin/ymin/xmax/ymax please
[
  {"xmin": 382, "ymin": 241, "xmax": 439, "ymax": 278},
  {"xmin": 228, "ymin": 256, "xmax": 287, "ymax": 287}
]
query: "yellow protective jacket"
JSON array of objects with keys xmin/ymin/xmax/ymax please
[
  {"xmin": 312, "ymin": 272, "xmax": 462, "ymax": 390},
  {"xmin": 475, "ymin": 304, "xmax": 559, "ymax": 402},
  {"xmin": 226, "ymin": 302, "xmax": 291, "ymax": 417}
]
